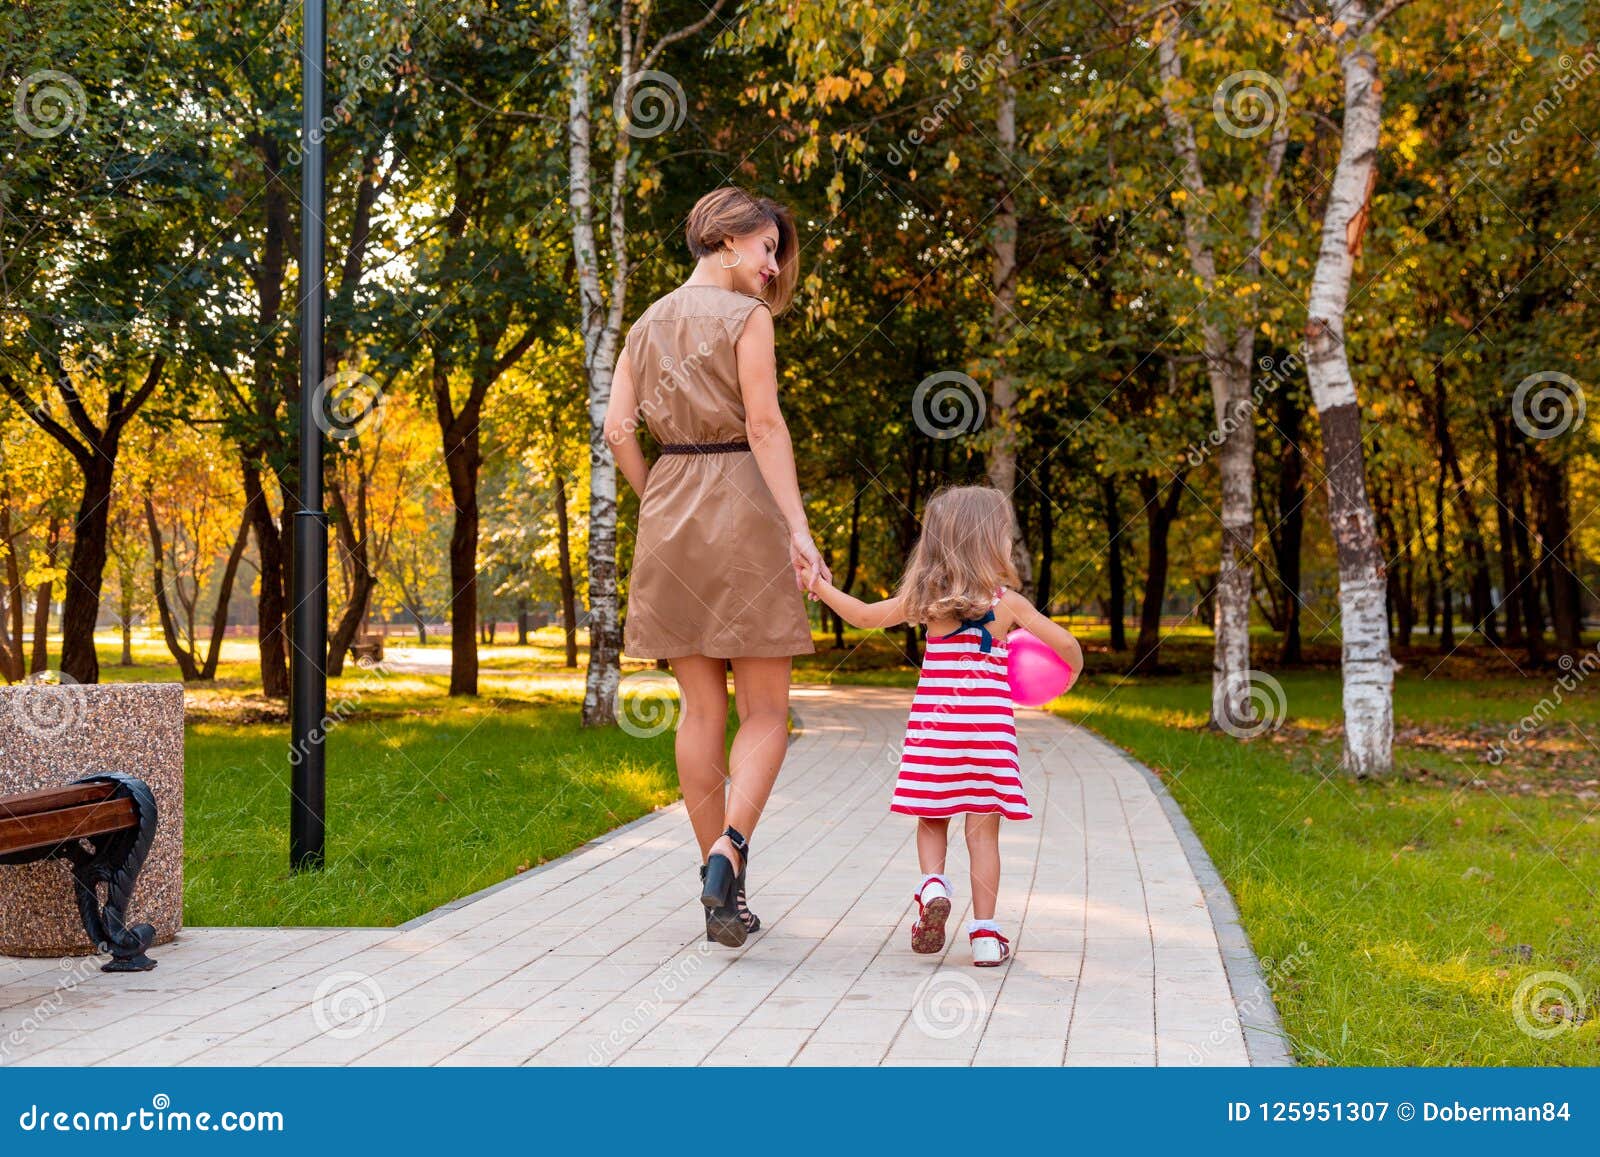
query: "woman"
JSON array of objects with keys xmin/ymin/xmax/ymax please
[{"xmin": 603, "ymin": 186, "xmax": 830, "ymax": 948}]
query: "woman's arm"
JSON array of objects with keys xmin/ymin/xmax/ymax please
[
  {"xmin": 805, "ymin": 573, "xmax": 907, "ymax": 631},
  {"xmin": 602, "ymin": 348, "xmax": 649, "ymax": 497},
  {"xmin": 999, "ymin": 589, "xmax": 1084, "ymax": 688},
  {"xmin": 736, "ymin": 305, "xmax": 830, "ymax": 590}
]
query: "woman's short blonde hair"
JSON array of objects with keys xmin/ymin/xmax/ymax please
[
  {"xmin": 686, "ymin": 186, "xmax": 800, "ymax": 316},
  {"xmin": 894, "ymin": 484, "xmax": 1022, "ymax": 626}
]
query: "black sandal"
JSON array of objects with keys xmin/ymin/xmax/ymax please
[{"xmin": 700, "ymin": 825, "xmax": 757, "ymax": 947}]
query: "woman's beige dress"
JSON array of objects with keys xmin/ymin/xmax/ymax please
[{"xmin": 620, "ymin": 285, "xmax": 816, "ymax": 660}]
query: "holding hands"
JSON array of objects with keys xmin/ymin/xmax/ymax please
[{"xmin": 789, "ymin": 528, "xmax": 831, "ymax": 599}]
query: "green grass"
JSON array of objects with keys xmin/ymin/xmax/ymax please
[
  {"xmin": 1058, "ymin": 666, "xmax": 1600, "ymax": 1065},
  {"xmin": 72, "ymin": 632, "xmax": 707, "ymax": 928}
]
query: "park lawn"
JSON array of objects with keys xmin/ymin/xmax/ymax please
[
  {"xmin": 1051, "ymin": 667, "xmax": 1600, "ymax": 1066},
  {"xmin": 82, "ymin": 633, "xmax": 704, "ymax": 928}
]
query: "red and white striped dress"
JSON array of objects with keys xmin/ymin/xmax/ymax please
[{"xmin": 891, "ymin": 586, "xmax": 1032, "ymax": 821}]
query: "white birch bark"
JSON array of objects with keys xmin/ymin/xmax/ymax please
[
  {"xmin": 569, "ymin": 0, "xmax": 624, "ymax": 727},
  {"xmin": 568, "ymin": 0, "xmax": 729, "ymax": 726},
  {"xmin": 1302, "ymin": 0, "xmax": 1397, "ymax": 775},
  {"xmin": 986, "ymin": 6, "xmax": 1034, "ymax": 600},
  {"xmin": 1157, "ymin": 9, "xmax": 1294, "ymax": 734}
]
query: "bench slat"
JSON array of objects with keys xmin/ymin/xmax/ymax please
[
  {"xmin": 0, "ymin": 781, "xmax": 118, "ymax": 819},
  {"xmin": 0, "ymin": 798, "xmax": 140, "ymax": 856}
]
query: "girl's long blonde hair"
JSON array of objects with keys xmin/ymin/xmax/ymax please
[{"xmin": 894, "ymin": 485, "xmax": 1021, "ymax": 625}]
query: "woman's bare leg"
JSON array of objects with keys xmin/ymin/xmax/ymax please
[
  {"xmin": 710, "ymin": 655, "xmax": 793, "ymax": 872},
  {"xmin": 667, "ymin": 654, "xmax": 731, "ymax": 862},
  {"xmin": 964, "ymin": 813, "xmax": 1002, "ymax": 920}
]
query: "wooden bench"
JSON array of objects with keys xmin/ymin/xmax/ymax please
[
  {"xmin": 349, "ymin": 634, "xmax": 384, "ymax": 664},
  {"xmin": 0, "ymin": 772, "xmax": 160, "ymax": 971}
]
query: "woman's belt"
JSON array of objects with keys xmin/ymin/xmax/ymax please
[{"xmin": 657, "ymin": 440, "xmax": 752, "ymax": 454}]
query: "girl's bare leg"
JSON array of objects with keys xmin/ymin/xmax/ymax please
[
  {"xmin": 666, "ymin": 655, "xmax": 731, "ymax": 862},
  {"xmin": 709, "ymin": 655, "xmax": 793, "ymax": 871},
  {"xmin": 916, "ymin": 818, "xmax": 950, "ymax": 876},
  {"xmin": 964, "ymin": 813, "xmax": 1001, "ymax": 920}
]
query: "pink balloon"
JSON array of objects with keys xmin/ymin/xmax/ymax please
[{"xmin": 1005, "ymin": 628, "xmax": 1072, "ymax": 707}]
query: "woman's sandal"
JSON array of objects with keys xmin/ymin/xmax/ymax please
[
  {"xmin": 701, "ymin": 825, "xmax": 756, "ymax": 947},
  {"xmin": 910, "ymin": 875, "xmax": 952, "ymax": 954},
  {"xmin": 698, "ymin": 861, "xmax": 761, "ymax": 942}
]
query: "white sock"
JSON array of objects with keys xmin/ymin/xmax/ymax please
[
  {"xmin": 919, "ymin": 873, "xmax": 951, "ymax": 896},
  {"xmin": 967, "ymin": 918, "xmax": 1001, "ymax": 934}
]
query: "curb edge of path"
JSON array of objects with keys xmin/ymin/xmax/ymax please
[{"xmin": 1071, "ymin": 722, "xmax": 1297, "ymax": 1067}]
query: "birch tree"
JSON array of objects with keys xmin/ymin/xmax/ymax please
[
  {"xmin": 566, "ymin": 0, "xmax": 730, "ymax": 727},
  {"xmin": 1300, "ymin": 0, "xmax": 1405, "ymax": 775},
  {"xmin": 1155, "ymin": 3, "xmax": 1297, "ymax": 735}
]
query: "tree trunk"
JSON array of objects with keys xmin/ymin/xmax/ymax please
[
  {"xmin": 555, "ymin": 471, "xmax": 578, "ymax": 668},
  {"xmin": 145, "ymin": 496, "xmax": 202, "ymax": 682},
  {"xmin": 325, "ymin": 481, "xmax": 376, "ymax": 678},
  {"xmin": 1270, "ymin": 384, "xmax": 1306, "ymax": 664},
  {"xmin": 1493, "ymin": 418, "xmax": 1523, "ymax": 646},
  {"xmin": 1533, "ymin": 455, "xmax": 1582, "ymax": 652},
  {"xmin": 202, "ymin": 512, "xmax": 249, "ymax": 680},
  {"xmin": 1132, "ymin": 473, "xmax": 1184, "ymax": 670},
  {"xmin": 443, "ymin": 411, "xmax": 481, "ymax": 696},
  {"xmin": 832, "ymin": 485, "xmax": 863, "ymax": 648},
  {"xmin": 242, "ymin": 458, "xmax": 291, "ymax": 698},
  {"xmin": 1, "ymin": 508, "xmax": 24, "ymax": 682},
  {"xmin": 1100, "ymin": 476, "xmax": 1128, "ymax": 652},
  {"xmin": 31, "ymin": 515, "xmax": 60, "ymax": 675},
  {"xmin": 1157, "ymin": 12, "xmax": 1294, "ymax": 736},
  {"xmin": 984, "ymin": 9, "xmax": 1033, "ymax": 601},
  {"xmin": 1301, "ymin": 2, "xmax": 1394, "ymax": 774}
]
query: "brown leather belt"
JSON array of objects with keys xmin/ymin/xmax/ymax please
[{"xmin": 658, "ymin": 440, "xmax": 752, "ymax": 454}]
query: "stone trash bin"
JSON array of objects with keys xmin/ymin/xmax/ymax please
[{"xmin": 0, "ymin": 682, "xmax": 184, "ymax": 958}]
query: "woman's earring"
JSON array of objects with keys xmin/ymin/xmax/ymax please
[{"xmin": 718, "ymin": 247, "xmax": 743, "ymax": 269}]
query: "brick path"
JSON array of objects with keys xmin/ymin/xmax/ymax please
[{"xmin": 0, "ymin": 683, "xmax": 1292, "ymax": 1067}]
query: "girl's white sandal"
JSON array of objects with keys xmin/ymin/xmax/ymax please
[
  {"xmin": 910, "ymin": 875, "xmax": 952, "ymax": 954},
  {"xmin": 969, "ymin": 927, "xmax": 1011, "ymax": 967}
]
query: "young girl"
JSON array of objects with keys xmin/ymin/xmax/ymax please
[{"xmin": 805, "ymin": 484, "xmax": 1083, "ymax": 966}]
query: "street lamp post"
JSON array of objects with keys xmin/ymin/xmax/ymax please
[{"xmin": 290, "ymin": 0, "xmax": 328, "ymax": 872}]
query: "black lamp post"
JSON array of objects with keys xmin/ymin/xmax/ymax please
[{"xmin": 290, "ymin": 0, "xmax": 328, "ymax": 873}]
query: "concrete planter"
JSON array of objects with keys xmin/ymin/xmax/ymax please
[{"xmin": 0, "ymin": 682, "xmax": 184, "ymax": 957}]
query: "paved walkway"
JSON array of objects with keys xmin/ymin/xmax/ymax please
[{"xmin": 0, "ymin": 684, "xmax": 1292, "ymax": 1067}]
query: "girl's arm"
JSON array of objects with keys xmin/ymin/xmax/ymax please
[
  {"xmin": 999, "ymin": 589, "xmax": 1084, "ymax": 688},
  {"xmin": 736, "ymin": 305, "xmax": 830, "ymax": 589},
  {"xmin": 806, "ymin": 572, "xmax": 907, "ymax": 631},
  {"xmin": 602, "ymin": 350, "xmax": 649, "ymax": 497}
]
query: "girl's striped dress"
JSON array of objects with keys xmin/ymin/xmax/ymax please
[{"xmin": 890, "ymin": 586, "xmax": 1032, "ymax": 820}]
